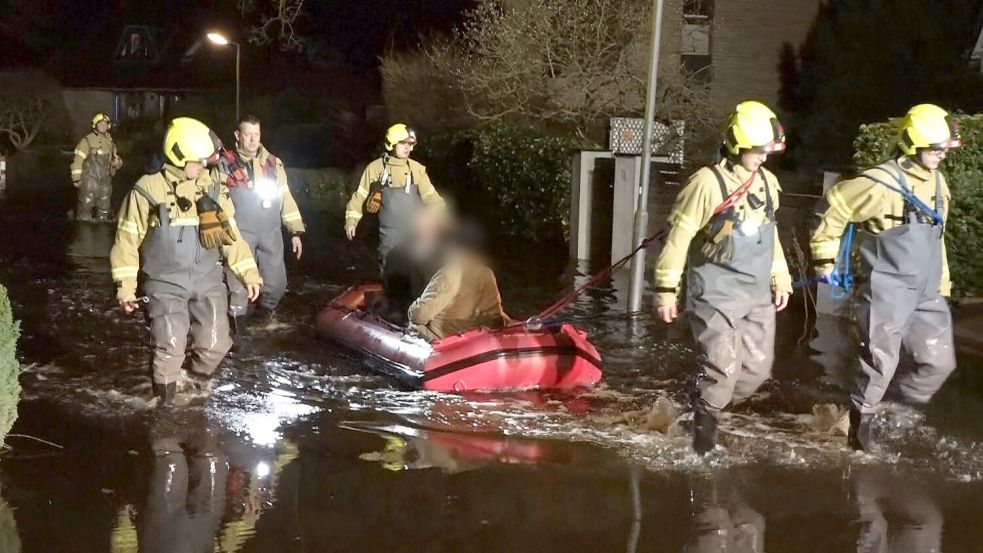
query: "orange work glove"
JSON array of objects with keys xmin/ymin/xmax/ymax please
[
  {"xmin": 196, "ymin": 196, "xmax": 237, "ymax": 249},
  {"xmin": 365, "ymin": 181, "xmax": 383, "ymax": 214}
]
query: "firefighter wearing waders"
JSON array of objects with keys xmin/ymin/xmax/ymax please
[
  {"xmin": 71, "ymin": 113, "xmax": 123, "ymax": 221},
  {"xmin": 214, "ymin": 115, "xmax": 305, "ymax": 333},
  {"xmin": 344, "ymin": 124, "xmax": 446, "ymax": 270},
  {"xmin": 110, "ymin": 117, "xmax": 262, "ymax": 406},
  {"xmin": 811, "ymin": 104, "xmax": 960, "ymax": 451},
  {"xmin": 654, "ymin": 101, "xmax": 793, "ymax": 455}
]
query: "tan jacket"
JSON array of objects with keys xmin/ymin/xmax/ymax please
[
  {"xmin": 110, "ymin": 164, "xmax": 261, "ymax": 300},
  {"xmin": 811, "ymin": 156, "xmax": 951, "ymax": 295},
  {"xmin": 408, "ymin": 251, "xmax": 509, "ymax": 340},
  {"xmin": 654, "ymin": 159, "xmax": 792, "ymax": 307},
  {"xmin": 345, "ymin": 156, "xmax": 445, "ymax": 229},
  {"xmin": 70, "ymin": 131, "xmax": 120, "ymax": 181},
  {"xmin": 222, "ymin": 145, "xmax": 306, "ymax": 235}
]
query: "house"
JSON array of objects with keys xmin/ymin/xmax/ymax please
[
  {"xmin": 666, "ymin": 0, "xmax": 824, "ymax": 114},
  {"xmin": 59, "ymin": 24, "xmax": 224, "ymax": 139}
]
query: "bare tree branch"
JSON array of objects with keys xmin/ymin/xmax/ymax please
[
  {"xmin": 0, "ymin": 99, "xmax": 50, "ymax": 152},
  {"xmin": 238, "ymin": 0, "xmax": 306, "ymax": 52},
  {"xmin": 382, "ymin": 0, "xmax": 719, "ymax": 148}
]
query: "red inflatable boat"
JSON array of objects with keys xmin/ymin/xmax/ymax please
[{"xmin": 315, "ymin": 283, "xmax": 603, "ymax": 393}]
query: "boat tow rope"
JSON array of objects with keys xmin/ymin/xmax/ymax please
[{"xmin": 523, "ymin": 228, "xmax": 668, "ymax": 325}]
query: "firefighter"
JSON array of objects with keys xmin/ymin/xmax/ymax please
[
  {"xmin": 110, "ymin": 117, "xmax": 262, "ymax": 406},
  {"xmin": 811, "ymin": 104, "xmax": 960, "ymax": 451},
  {"xmin": 654, "ymin": 101, "xmax": 793, "ymax": 455},
  {"xmin": 344, "ymin": 124, "xmax": 446, "ymax": 271},
  {"xmin": 71, "ymin": 112, "xmax": 122, "ymax": 221},
  {"xmin": 213, "ymin": 115, "xmax": 305, "ymax": 332}
]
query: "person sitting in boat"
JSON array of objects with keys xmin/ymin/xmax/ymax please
[
  {"xmin": 407, "ymin": 221, "xmax": 511, "ymax": 342},
  {"xmin": 378, "ymin": 209, "xmax": 447, "ymax": 325}
]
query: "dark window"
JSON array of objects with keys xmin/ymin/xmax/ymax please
[{"xmin": 682, "ymin": 0, "xmax": 713, "ymax": 19}]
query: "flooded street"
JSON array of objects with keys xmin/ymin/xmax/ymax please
[{"xmin": 1, "ymin": 208, "xmax": 982, "ymax": 552}]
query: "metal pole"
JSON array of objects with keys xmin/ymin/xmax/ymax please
[
  {"xmin": 626, "ymin": 0, "xmax": 665, "ymax": 313},
  {"xmin": 234, "ymin": 42, "xmax": 241, "ymax": 122}
]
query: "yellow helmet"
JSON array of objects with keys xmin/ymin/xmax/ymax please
[
  {"xmin": 162, "ymin": 117, "xmax": 217, "ymax": 168},
  {"xmin": 723, "ymin": 101, "xmax": 786, "ymax": 156},
  {"xmin": 92, "ymin": 113, "xmax": 111, "ymax": 129},
  {"xmin": 899, "ymin": 104, "xmax": 961, "ymax": 155},
  {"xmin": 384, "ymin": 123, "xmax": 417, "ymax": 151}
]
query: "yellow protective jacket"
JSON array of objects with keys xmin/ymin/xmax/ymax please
[
  {"xmin": 654, "ymin": 159, "xmax": 792, "ymax": 307},
  {"xmin": 71, "ymin": 131, "xmax": 119, "ymax": 181},
  {"xmin": 227, "ymin": 145, "xmax": 306, "ymax": 235},
  {"xmin": 811, "ymin": 156, "xmax": 951, "ymax": 295},
  {"xmin": 110, "ymin": 164, "xmax": 262, "ymax": 300},
  {"xmin": 345, "ymin": 156, "xmax": 445, "ymax": 229},
  {"xmin": 408, "ymin": 250, "xmax": 510, "ymax": 340}
]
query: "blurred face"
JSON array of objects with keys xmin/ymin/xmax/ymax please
[
  {"xmin": 740, "ymin": 148, "xmax": 768, "ymax": 172},
  {"xmin": 393, "ymin": 141, "xmax": 414, "ymax": 159},
  {"xmin": 235, "ymin": 122, "xmax": 262, "ymax": 156},
  {"xmin": 917, "ymin": 147, "xmax": 947, "ymax": 171},
  {"xmin": 413, "ymin": 209, "xmax": 441, "ymax": 246},
  {"xmin": 96, "ymin": 121, "xmax": 110, "ymax": 134},
  {"xmin": 184, "ymin": 161, "xmax": 204, "ymax": 179}
]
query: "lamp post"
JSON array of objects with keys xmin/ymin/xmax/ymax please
[
  {"xmin": 626, "ymin": 0, "xmax": 665, "ymax": 313},
  {"xmin": 206, "ymin": 32, "xmax": 240, "ymax": 122}
]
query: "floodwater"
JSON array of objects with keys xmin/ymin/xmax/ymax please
[{"xmin": 0, "ymin": 208, "xmax": 981, "ymax": 552}]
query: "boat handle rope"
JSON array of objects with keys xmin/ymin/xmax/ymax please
[{"xmin": 522, "ymin": 228, "xmax": 668, "ymax": 326}]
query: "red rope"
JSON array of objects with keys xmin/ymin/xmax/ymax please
[
  {"xmin": 712, "ymin": 171, "xmax": 756, "ymax": 216},
  {"xmin": 527, "ymin": 228, "xmax": 667, "ymax": 322}
]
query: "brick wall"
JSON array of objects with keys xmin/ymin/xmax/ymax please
[{"xmin": 708, "ymin": 0, "xmax": 823, "ymax": 113}]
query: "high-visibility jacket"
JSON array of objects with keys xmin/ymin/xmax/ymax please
[
  {"xmin": 110, "ymin": 164, "xmax": 261, "ymax": 300},
  {"xmin": 71, "ymin": 131, "xmax": 119, "ymax": 181},
  {"xmin": 213, "ymin": 145, "xmax": 306, "ymax": 235},
  {"xmin": 654, "ymin": 159, "xmax": 792, "ymax": 307},
  {"xmin": 345, "ymin": 156, "xmax": 445, "ymax": 229},
  {"xmin": 811, "ymin": 156, "xmax": 951, "ymax": 296}
]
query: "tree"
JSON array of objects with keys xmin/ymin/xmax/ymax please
[
  {"xmin": 0, "ymin": 70, "xmax": 64, "ymax": 154},
  {"xmin": 237, "ymin": 0, "xmax": 308, "ymax": 52},
  {"xmin": 382, "ymin": 0, "xmax": 716, "ymax": 148},
  {"xmin": 782, "ymin": 0, "xmax": 983, "ymax": 169},
  {"xmin": 0, "ymin": 99, "xmax": 50, "ymax": 153}
]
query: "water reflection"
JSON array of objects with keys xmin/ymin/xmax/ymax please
[
  {"xmin": 66, "ymin": 221, "xmax": 113, "ymax": 259},
  {"xmin": 104, "ymin": 409, "xmax": 302, "ymax": 552},
  {"xmin": 684, "ymin": 476, "xmax": 764, "ymax": 553},
  {"xmin": 853, "ymin": 469, "xmax": 942, "ymax": 553},
  {"xmin": 139, "ymin": 410, "xmax": 228, "ymax": 553},
  {"xmin": 0, "ymin": 494, "xmax": 21, "ymax": 553}
]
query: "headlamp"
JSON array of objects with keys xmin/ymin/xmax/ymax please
[
  {"xmin": 255, "ymin": 178, "xmax": 279, "ymax": 202},
  {"xmin": 738, "ymin": 218, "xmax": 760, "ymax": 237}
]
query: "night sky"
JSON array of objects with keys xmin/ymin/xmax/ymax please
[{"xmin": 0, "ymin": 0, "xmax": 474, "ymax": 88}]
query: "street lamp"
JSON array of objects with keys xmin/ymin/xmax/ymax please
[{"xmin": 207, "ymin": 32, "xmax": 241, "ymax": 122}]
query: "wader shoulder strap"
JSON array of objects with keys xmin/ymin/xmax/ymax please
[
  {"xmin": 709, "ymin": 165, "xmax": 729, "ymax": 200},
  {"xmin": 263, "ymin": 154, "xmax": 278, "ymax": 181},
  {"xmin": 131, "ymin": 176, "xmax": 161, "ymax": 207},
  {"xmin": 759, "ymin": 169, "xmax": 775, "ymax": 220},
  {"xmin": 864, "ymin": 162, "xmax": 943, "ymax": 225},
  {"xmin": 934, "ymin": 171, "xmax": 943, "ymax": 216}
]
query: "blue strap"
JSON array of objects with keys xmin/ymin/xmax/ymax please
[
  {"xmin": 793, "ymin": 223, "xmax": 854, "ymax": 295},
  {"xmin": 865, "ymin": 164, "xmax": 944, "ymax": 226}
]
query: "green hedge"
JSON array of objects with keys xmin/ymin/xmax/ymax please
[
  {"xmin": 417, "ymin": 124, "xmax": 577, "ymax": 245},
  {"xmin": 0, "ymin": 284, "xmax": 19, "ymax": 445},
  {"xmin": 854, "ymin": 114, "xmax": 983, "ymax": 298}
]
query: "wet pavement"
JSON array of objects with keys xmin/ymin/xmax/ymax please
[{"xmin": 0, "ymin": 208, "xmax": 981, "ymax": 552}]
